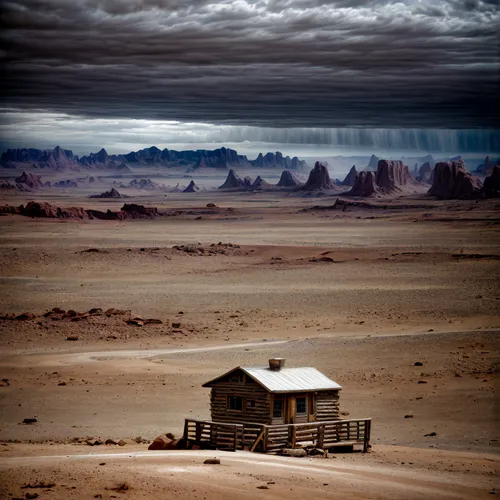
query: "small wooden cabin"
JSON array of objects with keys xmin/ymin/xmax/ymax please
[{"xmin": 202, "ymin": 358, "xmax": 342, "ymax": 425}]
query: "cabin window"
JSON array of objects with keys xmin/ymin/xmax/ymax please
[
  {"xmin": 246, "ymin": 399, "xmax": 256, "ymax": 409},
  {"xmin": 296, "ymin": 397, "xmax": 307, "ymax": 414},
  {"xmin": 273, "ymin": 399, "xmax": 283, "ymax": 418},
  {"xmin": 228, "ymin": 396, "xmax": 243, "ymax": 411}
]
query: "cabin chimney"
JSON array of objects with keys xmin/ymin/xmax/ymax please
[{"xmin": 269, "ymin": 358, "xmax": 285, "ymax": 371}]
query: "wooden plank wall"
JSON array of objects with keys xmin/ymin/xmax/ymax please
[
  {"xmin": 315, "ymin": 390, "xmax": 340, "ymax": 421},
  {"xmin": 209, "ymin": 376, "xmax": 271, "ymax": 424}
]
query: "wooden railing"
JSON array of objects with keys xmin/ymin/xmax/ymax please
[{"xmin": 183, "ymin": 418, "xmax": 371, "ymax": 454}]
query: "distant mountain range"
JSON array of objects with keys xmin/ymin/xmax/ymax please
[{"xmin": 0, "ymin": 145, "xmax": 308, "ymax": 171}]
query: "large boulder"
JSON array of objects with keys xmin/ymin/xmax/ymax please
[
  {"xmin": 482, "ymin": 166, "xmax": 500, "ymax": 198},
  {"xmin": 303, "ymin": 161, "xmax": 335, "ymax": 190},
  {"xmin": 277, "ymin": 170, "xmax": 301, "ymax": 187},
  {"xmin": 183, "ymin": 180, "xmax": 200, "ymax": 193},
  {"xmin": 428, "ymin": 160, "xmax": 482, "ymax": 199},
  {"xmin": 348, "ymin": 171, "xmax": 377, "ymax": 197},
  {"xmin": 15, "ymin": 172, "xmax": 43, "ymax": 189},
  {"xmin": 219, "ymin": 169, "xmax": 245, "ymax": 189},
  {"xmin": 341, "ymin": 165, "xmax": 357, "ymax": 186},
  {"xmin": 416, "ymin": 162, "xmax": 433, "ymax": 184},
  {"xmin": 148, "ymin": 434, "xmax": 181, "ymax": 450},
  {"xmin": 375, "ymin": 160, "xmax": 412, "ymax": 192}
]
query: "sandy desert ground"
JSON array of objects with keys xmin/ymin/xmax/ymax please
[{"xmin": 0, "ymin": 183, "xmax": 499, "ymax": 499}]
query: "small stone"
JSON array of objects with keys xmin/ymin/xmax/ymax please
[
  {"xmin": 22, "ymin": 418, "xmax": 37, "ymax": 424},
  {"xmin": 118, "ymin": 440, "xmax": 126, "ymax": 446},
  {"xmin": 203, "ymin": 458, "xmax": 220, "ymax": 465},
  {"xmin": 58, "ymin": 381, "xmax": 67, "ymax": 386},
  {"xmin": 66, "ymin": 336, "xmax": 79, "ymax": 341},
  {"xmin": 414, "ymin": 362, "xmax": 423, "ymax": 366},
  {"xmin": 404, "ymin": 415, "xmax": 414, "ymax": 418},
  {"xmin": 424, "ymin": 432, "xmax": 437, "ymax": 437},
  {"xmin": 257, "ymin": 485, "xmax": 269, "ymax": 489}
]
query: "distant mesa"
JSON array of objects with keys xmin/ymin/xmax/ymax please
[
  {"xmin": 482, "ymin": 165, "xmax": 500, "ymax": 198},
  {"xmin": 1, "ymin": 145, "xmax": 308, "ymax": 172},
  {"xmin": 16, "ymin": 171, "xmax": 43, "ymax": 189},
  {"xmin": 366, "ymin": 154, "xmax": 380, "ymax": 170},
  {"xmin": 277, "ymin": 169, "xmax": 301, "ymax": 187},
  {"xmin": 349, "ymin": 171, "xmax": 378, "ymax": 197},
  {"xmin": 251, "ymin": 175, "xmax": 273, "ymax": 190},
  {"xmin": 429, "ymin": 160, "xmax": 482, "ymax": 200},
  {"xmin": 349, "ymin": 160, "xmax": 418, "ymax": 197},
  {"xmin": 376, "ymin": 160, "xmax": 413, "ymax": 192},
  {"xmin": 416, "ymin": 162, "xmax": 434, "ymax": 184},
  {"xmin": 219, "ymin": 169, "xmax": 246, "ymax": 189},
  {"xmin": 475, "ymin": 155, "xmax": 499, "ymax": 176},
  {"xmin": 126, "ymin": 178, "xmax": 162, "ymax": 190},
  {"xmin": 89, "ymin": 188, "xmax": 123, "ymax": 199},
  {"xmin": 53, "ymin": 179, "xmax": 78, "ymax": 188},
  {"xmin": 303, "ymin": 161, "xmax": 336, "ymax": 190},
  {"xmin": 341, "ymin": 165, "xmax": 358, "ymax": 186},
  {"xmin": 0, "ymin": 180, "xmax": 31, "ymax": 192},
  {"xmin": 183, "ymin": 180, "xmax": 200, "ymax": 193},
  {"xmin": 251, "ymin": 151, "xmax": 307, "ymax": 170}
]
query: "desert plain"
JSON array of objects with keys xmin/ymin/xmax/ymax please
[{"xmin": 0, "ymin": 181, "xmax": 499, "ymax": 499}]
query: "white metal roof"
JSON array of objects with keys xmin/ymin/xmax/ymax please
[{"xmin": 241, "ymin": 366, "xmax": 342, "ymax": 393}]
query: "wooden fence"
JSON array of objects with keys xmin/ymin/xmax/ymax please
[{"xmin": 183, "ymin": 418, "xmax": 371, "ymax": 454}]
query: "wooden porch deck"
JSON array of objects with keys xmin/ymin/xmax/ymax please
[{"xmin": 183, "ymin": 418, "xmax": 371, "ymax": 454}]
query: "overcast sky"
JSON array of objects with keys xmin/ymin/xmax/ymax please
[{"xmin": 1, "ymin": 0, "xmax": 499, "ymax": 156}]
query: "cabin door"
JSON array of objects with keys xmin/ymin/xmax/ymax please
[{"xmin": 285, "ymin": 394, "xmax": 312, "ymax": 424}]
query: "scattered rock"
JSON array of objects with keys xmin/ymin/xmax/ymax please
[
  {"xmin": 66, "ymin": 336, "xmax": 79, "ymax": 341},
  {"xmin": 105, "ymin": 439, "xmax": 117, "ymax": 445},
  {"xmin": 203, "ymin": 458, "xmax": 221, "ymax": 465},
  {"xmin": 172, "ymin": 322, "xmax": 181, "ymax": 328},
  {"xmin": 22, "ymin": 418, "xmax": 37, "ymax": 425},
  {"xmin": 15, "ymin": 313, "xmax": 35, "ymax": 321},
  {"xmin": 283, "ymin": 448, "xmax": 307, "ymax": 457},
  {"xmin": 414, "ymin": 362, "xmax": 423, "ymax": 366},
  {"xmin": 25, "ymin": 493, "xmax": 40, "ymax": 499},
  {"xmin": 118, "ymin": 439, "xmax": 126, "ymax": 446},
  {"xmin": 424, "ymin": 432, "xmax": 437, "ymax": 437},
  {"xmin": 257, "ymin": 485, "xmax": 269, "ymax": 489},
  {"xmin": 206, "ymin": 203, "xmax": 217, "ymax": 208},
  {"xmin": 21, "ymin": 482, "xmax": 55, "ymax": 489},
  {"xmin": 404, "ymin": 415, "xmax": 414, "ymax": 418},
  {"xmin": 58, "ymin": 381, "xmax": 67, "ymax": 386}
]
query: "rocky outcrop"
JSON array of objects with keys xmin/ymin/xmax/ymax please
[
  {"xmin": 126, "ymin": 178, "xmax": 162, "ymax": 190},
  {"xmin": 15, "ymin": 172, "xmax": 43, "ymax": 189},
  {"xmin": 416, "ymin": 162, "xmax": 433, "ymax": 184},
  {"xmin": 251, "ymin": 152, "xmax": 307, "ymax": 170},
  {"xmin": 53, "ymin": 179, "xmax": 78, "ymax": 188},
  {"xmin": 195, "ymin": 147, "xmax": 250, "ymax": 169},
  {"xmin": 183, "ymin": 180, "xmax": 199, "ymax": 193},
  {"xmin": 303, "ymin": 162, "xmax": 335, "ymax": 190},
  {"xmin": 23, "ymin": 201, "xmax": 90, "ymax": 219},
  {"xmin": 277, "ymin": 170, "xmax": 301, "ymax": 187},
  {"xmin": 481, "ymin": 166, "xmax": 500, "ymax": 198},
  {"xmin": 251, "ymin": 176, "xmax": 273, "ymax": 190},
  {"xmin": 89, "ymin": 188, "xmax": 123, "ymax": 199},
  {"xmin": 0, "ymin": 180, "xmax": 31, "ymax": 192},
  {"xmin": 366, "ymin": 154, "xmax": 380, "ymax": 170},
  {"xmin": 2, "ymin": 201, "xmax": 160, "ymax": 220},
  {"xmin": 428, "ymin": 160, "xmax": 482, "ymax": 199},
  {"xmin": 219, "ymin": 169, "xmax": 246, "ymax": 189},
  {"xmin": 375, "ymin": 160, "xmax": 413, "ymax": 193},
  {"xmin": 348, "ymin": 171, "xmax": 378, "ymax": 196},
  {"xmin": 341, "ymin": 166, "xmax": 357, "ymax": 186}
]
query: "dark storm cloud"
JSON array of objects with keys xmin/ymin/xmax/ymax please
[{"xmin": 1, "ymin": 0, "xmax": 499, "ymax": 129}]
